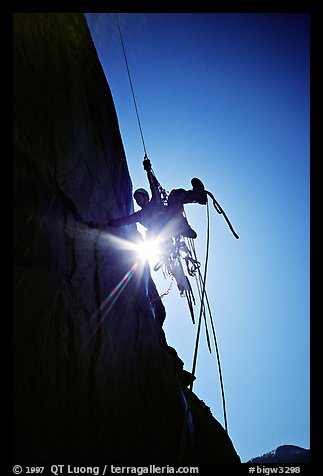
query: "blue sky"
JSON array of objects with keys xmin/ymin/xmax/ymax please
[{"xmin": 85, "ymin": 13, "xmax": 310, "ymax": 462}]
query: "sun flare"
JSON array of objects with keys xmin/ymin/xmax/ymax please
[{"xmin": 136, "ymin": 239, "xmax": 161, "ymax": 263}]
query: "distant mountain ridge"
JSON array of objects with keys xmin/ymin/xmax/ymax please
[{"xmin": 247, "ymin": 445, "xmax": 310, "ymax": 463}]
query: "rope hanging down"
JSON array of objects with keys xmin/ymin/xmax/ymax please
[
  {"xmin": 188, "ymin": 238, "xmax": 228, "ymax": 434},
  {"xmin": 116, "ymin": 14, "xmax": 168, "ymax": 202},
  {"xmin": 115, "ymin": 13, "xmax": 148, "ymax": 158},
  {"xmin": 178, "ymin": 200, "xmax": 211, "ymax": 462},
  {"xmin": 179, "ymin": 199, "xmax": 230, "ymax": 462}
]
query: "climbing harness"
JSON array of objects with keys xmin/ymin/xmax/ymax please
[{"xmin": 153, "ymin": 237, "xmax": 200, "ymax": 278}]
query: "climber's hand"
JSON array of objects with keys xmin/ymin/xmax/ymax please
[{"xmin": 143, "ymin": 159, "xmax": 151, "ymax": 171}]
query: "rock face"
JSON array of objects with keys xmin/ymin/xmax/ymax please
[{"xmin": 13, "ymin": 13, "xmax": 240, "ymax": 464}]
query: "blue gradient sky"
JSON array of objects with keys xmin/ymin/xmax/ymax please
[{"xmin": 85, "ymin": 13, "xmax": 310, "ymax": 462}]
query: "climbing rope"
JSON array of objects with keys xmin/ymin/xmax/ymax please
[
  {"xmin": 206, "ymin": 189, "xmax": 239, "ymax": 240},
  {"xmin": 178, "ymin": 199, "xmax": 210, "ymax": 462},
  {"xmin": 189, "ymin": 238, "xmax": 228, "ymax": 434},
  {"xmin": 178, "ymin": 196, "xmax": 231, "ymax": 461},
  {"xmin": 115, "ymin": 13, "xmax": 148, "ymax": 158}
]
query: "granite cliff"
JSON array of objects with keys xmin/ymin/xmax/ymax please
[{"xmin": 13, "ymin": 13, "xmax": 240, "ymax": 465}]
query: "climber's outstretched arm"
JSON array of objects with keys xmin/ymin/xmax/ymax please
[
  {"xmin": 108, "ymin": 211, "xmax": 141, "ymax": 227},
  {"xmin": 86, "ymin": 210, "xmax": 142, "ymax": 229}
]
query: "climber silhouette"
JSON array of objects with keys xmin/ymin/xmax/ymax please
[{"xmin": 86, "ymin": 159, "xmax": 207, "ymax": 241}]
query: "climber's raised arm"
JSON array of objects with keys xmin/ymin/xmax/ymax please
[{"xmin": 143, "ymin": 158, "xmax": 162, "ymax": 203}]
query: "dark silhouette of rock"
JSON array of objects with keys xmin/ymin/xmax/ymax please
[
  {"xmin": 13, "ymin": 13, "xmax": 240, "ymax": 464},
  {"xmin": 247, "ymin": 445, "xmax": 310, "ymax": 463}
]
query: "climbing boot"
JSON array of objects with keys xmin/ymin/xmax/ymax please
[
  {"xmin": 182, "ymin": 226, "xmax": 197, "ymax": 239},
  {"xmin": 191, "ymin": 178, "xmax": 207, "ymax": 204}
]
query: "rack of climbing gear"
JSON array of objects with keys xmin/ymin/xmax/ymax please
[{"xmin": 152, "ymin": 235, "xmax": 200, "ymax": 323}]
